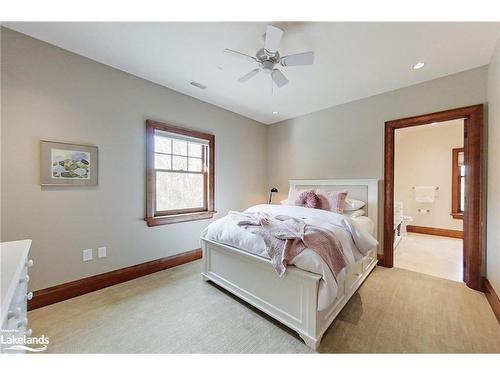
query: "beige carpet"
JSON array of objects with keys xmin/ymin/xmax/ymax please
[{"xmin": 29, "ymin": 261, "xmax": 500, "ymax": 353}]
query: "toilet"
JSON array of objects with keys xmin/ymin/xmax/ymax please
[{"xmin": 400, "ymin": 215, "xmax": 413, "ymax": 236}]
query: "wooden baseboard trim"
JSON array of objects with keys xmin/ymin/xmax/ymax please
[
  {"xmin": 377, "ymin": 253, "xmax": 385, "ymax": 266},
  {"xmin": 28, "ymin": 248, "xmax": 202, "ymax": 310},
  {"xmin": 406, "ymin": 225, "xmax": 463, "ymax": 239},
  {"xmin": 483, "ymin": 278, "xmax": 500, "ymax": 324}
]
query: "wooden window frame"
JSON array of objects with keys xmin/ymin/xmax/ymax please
[
  {"xmin": 145, "ymin": 120, "xmax": 215, "ymax": 226},
  {"xmin": 451, "ymin": 147, "xmax": 464, "ymax": 220}
]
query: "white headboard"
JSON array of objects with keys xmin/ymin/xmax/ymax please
[{"xmin": 288, "ymin": 179, "xmax": 380, "ymax": 243}]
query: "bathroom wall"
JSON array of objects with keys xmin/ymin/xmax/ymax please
[{"xmin": 394, "ymin": 119, "xmax": 464, "ymax": 231}]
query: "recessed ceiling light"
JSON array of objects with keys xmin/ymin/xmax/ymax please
[
  {"xmin": 413, "ymin": 61, "xmax": 425, "ymax": 70},
  {"xmin": 272, "ymin": 111, "xmax": 278, "ymax": 115}
]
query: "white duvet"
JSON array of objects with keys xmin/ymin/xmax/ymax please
[{"xmin": 201, "ymin": 204, "xmax": 378, "ymax": 311}]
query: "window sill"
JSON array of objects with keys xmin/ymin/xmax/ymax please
[
  {"xmin": 451, "ymin": 212, "xmax": 463, "ymax": 220},
  {"xmin": 146, "ymin": 211, "xmax": 215, "ymax": 226}
]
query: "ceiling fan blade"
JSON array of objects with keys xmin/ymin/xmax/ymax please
[
  {"xmin": 280, "ymin": 51, "xmax": 315, "ymax": 66},
  {"xmin": 238, "ymin": 68, "xmax": 260, "ymax": 83},
  {"xmin": 264, "ymin": 25, "xmax": 284, "ymax": 54},
  {"xmin": 224, "ymin": 49, "xmax": 257, "ymax": 63},
  {"xmin": 271, "ymin": 69, "xmax": 289, "ymax": 88}
]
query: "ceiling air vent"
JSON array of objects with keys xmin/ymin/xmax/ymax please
[{"xmin": 189, "ymin": 80, "xmax": 207, "ymax": 90}]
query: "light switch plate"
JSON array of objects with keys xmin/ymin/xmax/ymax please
[
  {"xmin": 98, "ymin": 246, "xmax": 107, "ymax": 258},
  {"xmin": 83, "ymin": 249, "xmax": 93, "ymax": 262}
]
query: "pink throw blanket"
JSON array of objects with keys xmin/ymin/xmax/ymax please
[{"xmin": 231, "ymin": 211, "xmax": 347, "ymax": 279}]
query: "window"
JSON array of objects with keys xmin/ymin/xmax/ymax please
[
  {"xmin": 145, "ymin": 120, "xmax": 215, "ymax": 226},
  {"xmin": 451, "ymin": 147, "xmax": 464, "ymax": 220}
]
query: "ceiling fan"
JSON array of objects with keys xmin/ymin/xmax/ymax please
[{"xmin": 224, "ymin": 24, "xmax": 314, "ymax": 88}]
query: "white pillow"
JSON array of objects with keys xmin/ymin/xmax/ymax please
[
  {"xmin": 287, "ymin": 188, "xmax": 308, "ymax": 200},
  {"xmin": 344, "ymin": 209, "xmax": 366, "ymax": 218},
  {"xmin": 344, "ymin": 198, "xmax": 365, "ymax": 211},
  {"xmin": 284, "ymin": 188, "xmax": 310, "ymax": 206}
]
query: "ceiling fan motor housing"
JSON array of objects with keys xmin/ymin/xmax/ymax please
[
  {"xmin": 256, "ymin": 48, "xmax": 280, "ymax": 73},
  {"xmin": 257, "ymin": 48, "xmax": 280, "ymax": 63},
  {"xmin": 225, "ymin": 25, "xmax": 314, "ymax": 87}
]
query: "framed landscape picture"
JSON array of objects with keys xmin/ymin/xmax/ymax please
[{"xmin": 40, "ymin": 141, "xmax": 98, "ymax": 186}]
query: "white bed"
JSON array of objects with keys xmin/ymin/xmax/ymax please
[{"xmin": 200, "ymin": 179, "xmax": 380, "ymax": 350}]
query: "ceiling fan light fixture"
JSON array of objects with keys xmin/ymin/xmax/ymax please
[{"xmin": 413, "ymin": 61, "xmax": 425, "ymax": 70}]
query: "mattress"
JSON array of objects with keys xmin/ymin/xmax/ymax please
[{"xmin": 350, "ymin": 215, "xmax": 375, "ymax": 236}]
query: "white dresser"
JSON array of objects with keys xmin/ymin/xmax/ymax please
[{"xmin": 1, "ymin": 240, "xmax": 34, "ymax": 354}]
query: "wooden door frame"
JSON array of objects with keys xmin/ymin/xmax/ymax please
[{"xmin": 383, "ymin": 104, "xmax": 484, "ymax": 291}]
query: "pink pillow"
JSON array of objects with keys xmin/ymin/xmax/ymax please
[
  {"xmin": 315, "ymin": 189, "xmax": 348, "ymax": 213},
  {"xmin": 295, "ymin": 190, "xmax": 321, "ymax": 209}
]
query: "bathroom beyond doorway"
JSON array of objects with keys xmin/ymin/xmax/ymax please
[{"xmin": 392, "ymin": 119, "xmax": 464, "ymax": 282}]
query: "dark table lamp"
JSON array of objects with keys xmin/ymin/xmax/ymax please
[{"xmin": 268, "ymin": 188, "xmax": 278, "ymax": 204}]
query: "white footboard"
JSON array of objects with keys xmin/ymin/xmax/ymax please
[
  {"xmin": 201, "ymin": 238, "xmax": 377, "ymax": 350},
  {"xmin": 201, "ymin": 238, "xmax": 322, "ymax": 347}
]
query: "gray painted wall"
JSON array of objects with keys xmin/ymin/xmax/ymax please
[
  {"xmin": 1, "ymin": 27, "xmax": 496, "ymax": 294},
  {"xmin": 1, "ymin": 29, "xmax": 268, "ymax": 290},
  {"xmin": 487, "ymin": 39, "xmax": 500, "ymax": 295},
  {"xmin": 267, "ymin": 65, "xmax": 488, "ymax": 256},
  {"xmin": 267, "ymin": 66, "xmax": 488, "ymax": 202}
]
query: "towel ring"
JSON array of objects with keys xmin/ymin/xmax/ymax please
[{"xmin": 412, "ymin": 186, "xmax": 439, "ymax": 190}]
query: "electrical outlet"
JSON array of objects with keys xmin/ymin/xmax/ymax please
[
  {"xmin": 83, "ymin": 249, "xmax": 93, "ymax": 262},
  {"xmin": 98, "ymin": 246, "xmax": 107, "ymax": 258}
]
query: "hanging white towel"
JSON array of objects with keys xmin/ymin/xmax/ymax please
[{"xmin": 415, "ymin": 186, "xmax": 436, "ymax": 203}]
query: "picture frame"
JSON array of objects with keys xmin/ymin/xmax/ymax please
[{"xmin": 40, "ymin": 141, "xmax": 98, "ymax": 186}]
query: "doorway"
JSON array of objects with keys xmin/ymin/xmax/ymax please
[
  {"xmin": 383, "ymin": 105, "xmax": 484, "ymax": 291},
  {"xmin": 392, "ymin": 119, "xmax": 464, "ymax": 282}
]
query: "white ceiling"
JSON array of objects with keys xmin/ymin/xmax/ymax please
[{"xmin": 5, "ymin": 22, "xmax": 500, "ymax": 124}]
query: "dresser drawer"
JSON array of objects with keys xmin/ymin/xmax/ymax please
[{"xmin": 1, "ymin": 246, "xmax": 33, "ymax": 354}]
